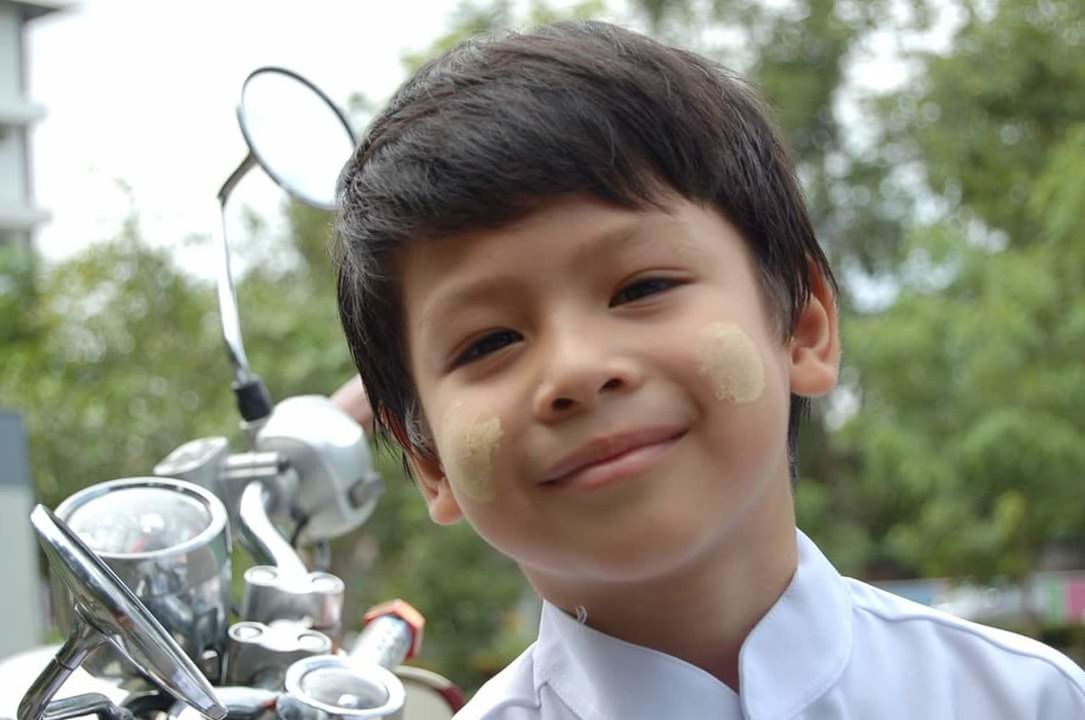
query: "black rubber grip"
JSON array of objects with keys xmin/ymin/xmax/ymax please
[{"xmin": 233, "ymin": 378, "xmax": 273, "ymax": 422}]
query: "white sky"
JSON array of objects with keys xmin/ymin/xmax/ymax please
[
  {"xmin": 25, "ymin": 0, "xmax": 955, "ymax": 280},
  {"xmin": 25, "ymin": 0, "xmax": 464, "ymax": 274}
]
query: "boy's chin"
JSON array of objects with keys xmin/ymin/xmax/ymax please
[{"xmin": 517, "ymin": 519, "xmax": 728, "ymax": 589}]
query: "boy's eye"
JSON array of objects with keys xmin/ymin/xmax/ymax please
[
  {"xmin": 452, "ymin": 329, "xmax": 522, "ymax": 367},
  {"xmin": 609, "ymin": 277, "xmax": 682, "ymax": 307}
]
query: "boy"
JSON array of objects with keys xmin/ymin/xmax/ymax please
[{"xmin": 333, "ymin": 20, "xmax": 1085, "ymax": 719}]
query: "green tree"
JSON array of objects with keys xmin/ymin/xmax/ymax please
[
  {"xmin": 1, "ymin": 213, "xmax": 234, "ymax": 509},
  {"xmin": 400, "ymin": 0, "xmax": 607, "ymax": 72},
  {"xmin": 898, "ymin": 0, "xmax": 1085, "ymax": 246},
  {"xmin": 831, "ymin": 136, "xmax": 1085, "ymax": 640},
  {"xmin": 827, "ymin": 0, "xmax": 1085, "ymax": 604},
  {"xmin": 0, "ymin": 240, "xmax": 42, "ymax": 347}
]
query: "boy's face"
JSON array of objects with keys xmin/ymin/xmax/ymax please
[{"xmin": 399, "ymin": 195, "xmax": 837, "ymax": 587}]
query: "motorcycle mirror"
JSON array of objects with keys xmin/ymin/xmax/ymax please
[
  {"xmin": 236, "ymin": 67, "xmax": 357, "ymax": 211},
  {"xmin": 213, "ymin": 67, "xmax": 357, "ymax": 429},
  {"xmin": 18, "ymin": 506, "xmax": 226, "ymax": 720}
]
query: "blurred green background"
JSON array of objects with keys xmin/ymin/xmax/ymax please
[{"xmin": 3, "ymin": 0, "xmax": 1083, "ymax": 693}]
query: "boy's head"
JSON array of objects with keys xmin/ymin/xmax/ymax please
[{"xmin": 335, "ymin": 21, "xmax": 839, "ymax": 585}]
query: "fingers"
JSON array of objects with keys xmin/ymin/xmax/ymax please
[{"xmin": 331, "ymin": 374, "xmax": 374, "ymax": 435}]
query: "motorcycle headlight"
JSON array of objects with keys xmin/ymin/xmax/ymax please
[
  {"xmin": 65, "ymin": 484, "xmax": 215, "ymax": 555},
  {"xmin": 55, "ymin": 477, "xmax": 232, "ymax": 682}
]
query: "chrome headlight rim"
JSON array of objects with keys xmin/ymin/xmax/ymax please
[{"xmin": 55, "ymin": 476, "xmax": 229, "ymax": 562}]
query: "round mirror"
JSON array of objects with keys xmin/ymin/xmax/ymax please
[
  {"xmin": 30, "ymin": 505, "xmax": 226, "ymax": 720},
  {"xmin": 237, "ymin": 67, "xmax": 357, "ymax": 210}
]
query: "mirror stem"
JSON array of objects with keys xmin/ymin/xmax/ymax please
[
  {"xmin": 215, "ymin": 154, "xmax": 273, "ymax": 428},
  {"xmin": 218, "ymin": 152, "xmax": 257, "ymax": 205},
  {"xmin": 18, "ymin": 613, "xmax": 105, "ymax": 720},
  {"xmin": 215, "ymin": 179, "xmax": 254, "ymax": 384}
]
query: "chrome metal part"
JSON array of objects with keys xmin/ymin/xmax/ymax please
[
  {"xmin": 348, "ymin": 617, "xmax": 412, "ymax": 672},
  {"xmin": 24, "ymin": 506, "xmax": 225, "ymax": 720},
  {"xmin": 53, "ymin": 479, "xmax": 232, "ymax": 684},
  {"xmin": 226, "ymin": 453, "xmax": 295, "ymax": 509},
  {"xmin": 220, "ymin": 452, "xmax": 294, "ymax": 540},
  {"xmin": 156, "ymin": 442, "xmax": 296, "ymax": 555},
  {"xmin": 213, "ymin": 192, "xmax": 256, "ymax": 391},
  {"xmin": 356, "ymin": 601, "xmax": 424, "ymax": 666},
  {"xmin": 17, "ymin": 613, "xmax": 103, "ymax": 720},
  {"xmin": 241, "ymin": 564, "xmax": 345, "ymax": 635},
  {"xmin": 40, "ymin": 692, "xmax": 134, "ymax": 720},
  {"xmin": 279, "ymin": 656, "xmax": 405, "ymax": 720},
  {"xmin": 154, "ymin": 437, "xmax": 231, "ymax": 497},
  {"xmin": 238, "ymin": 481, "xmax": 308, "ymax": 581},
  {"xmin": 168, "ymin": 686, "xmax": 280, "ymax": 720},
  {"xmin": 236, "ymin": 474, "xmax": 345, "ymax": 636},
  {"xmin": 256, "ymin": 396, "xmax": 382, "ymax": 543},
  {"xmin": 225, "ymin": 622, "xmax": 332, "ymax": 690}
]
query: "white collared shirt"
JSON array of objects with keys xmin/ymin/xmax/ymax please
[{"xmin": 455, "ymin": 530, "xmax": 1085, "ymax": 719}]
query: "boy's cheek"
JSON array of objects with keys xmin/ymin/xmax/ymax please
[
  {"xmin": 433, "ymin": 401, "xmax": 505, "ymax": 504},
  {"xmin": 695, "ymin": 321, "xmax": 766, "ymax": 405}
]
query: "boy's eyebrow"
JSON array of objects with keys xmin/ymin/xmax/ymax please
[{"xmin": 414, "ymin": 272, "xmax": 524, "ymax": 347}]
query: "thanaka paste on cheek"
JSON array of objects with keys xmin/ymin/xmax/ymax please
[
  {"xmin": 441, "ymin": 407, "xmax": 503, "ymax": 504},
  {"xmin": 697, "ymin": 322, "xmax": 765, "ymax": 403}
]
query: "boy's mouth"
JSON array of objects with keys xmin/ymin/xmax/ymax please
[{"xmin": 542, "ymin": 426, "xmax": 687, "ymax": 487}]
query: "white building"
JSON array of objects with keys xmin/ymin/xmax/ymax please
[
  {"xmin": 1, "ymin": 0, "xmax": 64, "ymax": 248},
  {"xmin": 0, "ymin": 0, "xmax": 68, "ymax": 660}
]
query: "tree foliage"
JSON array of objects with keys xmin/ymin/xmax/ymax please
[
  {"xmin": 903, "ymin": 0, "xmax": 1085, "ymax": 245},
  {"xmin": 1, "ymin": 214, "xmax": 234, "ymax": 509},
  {"xmin": 834, "ymin": 121, "xmax": 1085, "ymax": 582},
  {"xmin": 814, "ymin": 1, "xmax": 1085, "ymax": 585}
]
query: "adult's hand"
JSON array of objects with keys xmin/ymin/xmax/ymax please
[{"xmin": 330, "ymin": 374, "xmax": 374, "ymax": 436}]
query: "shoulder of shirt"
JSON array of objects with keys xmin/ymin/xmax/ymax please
[
  {"xmin": 843, "ymin": 575, "xmax": 1085, "ymax": 698},
  {"xmin": 453, "ymin": 642, "xmax": 543, "ymax": 720}
]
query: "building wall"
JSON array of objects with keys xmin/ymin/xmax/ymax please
[
  {"xmin": 1, "ymin": 4, "xmax": 28, "ymax": 208},
  {"xmin": 0, "ymin": 0, "xmax": 55, "ymax": 245},
  {"xmin": 0, "ymin": 3, "xmax": 22, "ymax": 99},
  {"xmin": 0, "ymin": 411, "xmax": 44, "ymax": 659}
]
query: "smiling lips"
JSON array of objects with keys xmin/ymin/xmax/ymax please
[{"xmin": 544, "ymin": 427, "xmax": 686, "ymax": 489}]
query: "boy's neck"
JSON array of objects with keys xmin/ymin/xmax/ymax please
[{"xmin": 526, "ymin": 471, "xmax": 798, "ymax": 692}]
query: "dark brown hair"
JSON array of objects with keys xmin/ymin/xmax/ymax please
[{"xmin": 335, "ymin": 20, "xmax": 835, "ymax": 479}]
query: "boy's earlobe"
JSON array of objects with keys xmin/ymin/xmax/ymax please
[
  {"xmin": 788, "ymin": 265, "xmax": 840, "ymax": 398},
  {"xmin": 405, "ymin": 448, "xmax": 465, "ymax": 526}
]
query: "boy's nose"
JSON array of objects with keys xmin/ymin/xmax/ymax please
[{"xmin": 532, "ymin": 332, "xmax": 641, "ymax": 422}]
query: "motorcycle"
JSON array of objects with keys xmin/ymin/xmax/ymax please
[{"xmin": 1, "ymin": 67, "xmax": 464, "ymax": 720}]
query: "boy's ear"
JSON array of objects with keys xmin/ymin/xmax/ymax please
[
  {"xmin": 788, "ymin": 263, "xmax": 840, "ymax": 398},
  {"xmin": 405, "ymin": 447, "xmax": 464, "ymax": 526}
]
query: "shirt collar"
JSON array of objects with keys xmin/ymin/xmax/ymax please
[{"xmin": 532, "ymin": 529, "xmax": 853, "ymax": 720}]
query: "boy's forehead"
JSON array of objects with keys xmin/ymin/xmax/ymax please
[{"xmin": 400, "ymin": 195, "xmax": 716, "ymax": 297}]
